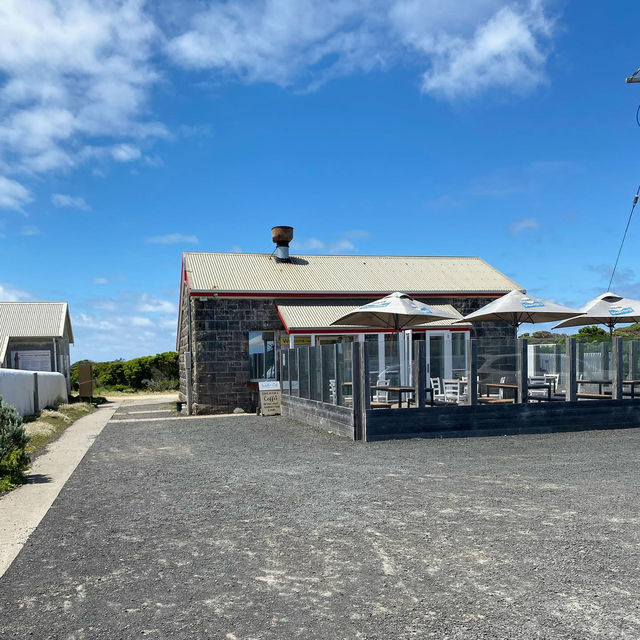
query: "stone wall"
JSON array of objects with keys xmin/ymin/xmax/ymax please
[
  {"xmin": 177, "ymin": 281, "xmax": 191, "ymax": 404},
  {"xmin": 190, "ymin": 298, "xmax": 282, "ymax": 414},
  {"xmin": 281, "ymin": 394, "xmax": 354, "ymax": 439}
]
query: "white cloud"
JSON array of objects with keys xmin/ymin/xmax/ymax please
[
  {"xmin": 0, "ymin": 0, "xmax": 164, "ymax": 177},
  {"xmin": 73, "ymin": 313, "xmax": 116, "ymax": 331},
  {"xmin": 0, "ymin": 176, "xmax": 32, "ymax": 211},
  {"xmin": 70, "ymin": 288, "xmax": 179, "ymax": 360},
  {"xmin": 111, "ymin": 143, "xmax": 142, "ymax": 162},
  {"xmin": 0, "ymin": 282, "xmax": 31, "ymax": 301},
  {"xmin": 51, "ymin": 193, "xmax": 91, "ymax": 211},
  {"xmin": 294, "ymin": 237, "xmax": 326, "ymax": 251},
  {"xmin": 293, "ymin": 229, "xmax": 367, "ymax": 254},
  {"xmin": 91, "ymin": 277, "xmax": 108, "ymax": 285},
  {"xmin": 137, "ymin": 294, "xmax": 176, "ymax": 314},
  {"xmin": 167, "ymin": 0, "xmax": 553, "ymax": 97},
  {"xmin": 396, "ymin": 0, "xmax": 552, "ymax": 98},
  {"xmin": 146, "ymin": 233, "xmax": 199, "ymax": 245},
  {"xmin": 0, "ymin": 0, "xmax": 556, "ymax": 224},
  {"xmin": 508, "ymin": 216, "xmax": 539, "ymax": 235},
  {"xmin": 167, "ymin": 0, "xmax": 391, "ymax": 88}
]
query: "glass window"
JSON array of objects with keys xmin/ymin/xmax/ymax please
[
  {"xmin": 249, "ymin": 331, "xmax": 276, "ymax": 380},
  {"xmin": 451, "ymin": 333, "xmax": 467, "ymax": 378}
]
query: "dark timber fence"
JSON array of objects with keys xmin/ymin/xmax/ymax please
[{"xmin": 279, "ymin": 337, "xmax": 640, "ymax": 442}]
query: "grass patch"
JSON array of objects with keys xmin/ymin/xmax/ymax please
[{"xmin": 23, "ymin": 402, "xmax": 94, "ymax": 455}]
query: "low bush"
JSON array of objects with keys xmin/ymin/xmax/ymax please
[
  {"xmin": 71, "ymin": 351, "xmax": 179, "ymax": 392},
  {"xmin": 0, "ymin": 398, "xmax": 30, "ymax": 492}
]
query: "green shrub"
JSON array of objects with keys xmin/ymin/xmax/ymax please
[
  {"xmin": 0, "ymin": 398, "xmax": 30, "ymax": 491},
  {"xmin": 71, "ymin": 352, "xmax": 179, "ymax": 392}
]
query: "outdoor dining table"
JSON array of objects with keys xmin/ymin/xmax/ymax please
[
  {"xmin": 483, "ymin": 382, "xmax": 553, "ymax": 401},
  {"xmin": 578, "ymin": 379, "xmax": 640, "ymax": 398},
  {"xmin": 484, "ymin": 382, "xmax": 517, "ymax": 400},
  {"xmin": 370, "ymin": 385, "xmax": 415, "ymax": 409},
  {"xmin": 577, "ymin": 379, "xmax": 612, "ymax": 395}
]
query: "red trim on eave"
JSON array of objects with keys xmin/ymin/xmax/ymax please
[
  {"xmin": 288, "ymin": 327, "xmax": 472, "ymax": 334},
  {"xmin": 190, "ymin": 291, "xmax": 506, "ymax": 299},
  {"xmin": 274, "ymin": 303, "xmax": 290, "ymax": 333}
]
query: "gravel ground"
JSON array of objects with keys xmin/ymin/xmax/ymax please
[{"xmin": 2, "ymin": 402, "xmax": 640, "ymax": 639}]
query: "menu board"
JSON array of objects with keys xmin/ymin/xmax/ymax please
[{"xmin": 258, "ymin": 380, "xmax": 281, "ymax": 416}]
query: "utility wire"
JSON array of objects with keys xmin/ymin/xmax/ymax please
[{"xmin": 608, "ymin": 185, "xmax": 640, "ymax": 291}]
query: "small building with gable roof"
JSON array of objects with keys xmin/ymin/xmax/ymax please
[
  {"xmin": 177, "ymin": 228, "xmax": 522, "ymax": 414},
  {"xmin": 0, "ymin": 302, "xmax": 74, "ymax": 392}
]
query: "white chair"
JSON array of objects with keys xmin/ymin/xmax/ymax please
[
  {"xmin": 528, "ymin": 375, "xmax": 548, "ymax": 398},
  {"xmin": 373, "ymin": 378, "xmax": 390, "ymax": 403},
  {"xmin": 544, "ymin": 373, "xmax": 559, "ymax": 394},
  {"xmin": 430, "ymin": 377, "xmax": 446, "ymax": 404},
  {"xmin": 443, "ymin": 379, "xmax": 465, "ymax": 404},
  {"xmin": 487, "ymin": 376, "xmax": 507, "ymax": 399}
]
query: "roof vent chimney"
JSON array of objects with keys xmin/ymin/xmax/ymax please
[{"xmin": 271, "ymin": 225, "xmax": 294, "ymax": 263}]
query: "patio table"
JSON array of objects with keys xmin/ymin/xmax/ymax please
[
  {"xmin": 577, "ymin": 379, "xmax": 640, "ymax": 398},
  {"xmin": 370, "ymin": 385, "xmax": 415, "ymax": 409},
  {"xmin": 484, "ymin": 382, "xmax": 517, "ymax": 400},
  {"xmin": 483, "ymin": 382, "xmax": 552, "ymax": 401}
]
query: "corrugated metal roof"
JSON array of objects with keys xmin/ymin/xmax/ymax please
[
  {"xmin": 276, "ymin": 301, "xmax": 471, "ymax": 331},
  {"xmin": 0, "ymin": 302, "xmax": 73, "ymax": 351},
  {"xmin": 184, "ymin": 253, "xmax": 522, "ymax": 294}
]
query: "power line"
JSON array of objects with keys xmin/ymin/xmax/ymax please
[{"xmin": 608, "ymin": 186, "xmax": 640, "ymax": 291}]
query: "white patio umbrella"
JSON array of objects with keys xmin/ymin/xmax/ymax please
[
  {"xmin": 455, "ymin": 289, "xmax": 583, "ymax": 329},
  {"xmin": 552, "ymin": 291, "xmax": 640, "ymax": 337},
  {"xmin": 331, "ymin": 292, "xmax": 460, "ymax": 332},
  {"xmin": 331, "ymin": 293, "xmax": 460, "ymax": 386}
]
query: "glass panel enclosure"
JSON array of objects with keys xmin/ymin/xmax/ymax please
[
  {"xmin": 429, "ymin": 334, "xmax": 445, "ymax": 381},
  {"xmin": 249, "ymin": 331, "xmax": 276, "ymax": 380},
  {"xmin": 451, "ymin": 333, "xmax": 467, "ymax": 379},
  {"xmin": 298, "ymin": 347, "xmax": 310, "ymax": 398}
]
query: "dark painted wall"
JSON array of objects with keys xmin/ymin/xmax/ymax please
[{"xmin": 365, "ymin": 400, "xmax": 640, "ymax": 441}]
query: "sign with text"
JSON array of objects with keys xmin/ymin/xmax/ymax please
[
  {"xmin": 258, "ymin": 380, "xmax": 281, "ymax": 416},
  {"xmin": 280, "ymin": 336, "xmax": 311, "ymax": 347},
  {"xmin": 12, "ymin": 350, "xmax": 51, "ymax": 372}
]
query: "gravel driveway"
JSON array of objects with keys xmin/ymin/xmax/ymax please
[{"xmin": 2, "ymin": 401, "xmax": 639, "ymax": 639}]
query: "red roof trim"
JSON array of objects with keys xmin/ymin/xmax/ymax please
[
  {"xmin": 274, "ymin": 303, "xmax": 290, "ymax": 333},
  {"xmin": 190, "ymin": 291, "xmax": 504, "ymax": 299},
  {"xmin": 288, "ymin": 327, "xmax": 471, "ymax": 334}
]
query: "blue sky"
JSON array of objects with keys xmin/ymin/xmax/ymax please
[{"xmin": 1, "ymin": 0, "xmax": 640, "ymax": 361}]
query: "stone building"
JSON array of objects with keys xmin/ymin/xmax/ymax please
[
  {"xmin": 177, "ymin": 228, "xmax": 522, "ymax": 414},
  {"xmin": 0, "ymin": 301, "xmax": 74, "ymax": 392}
]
